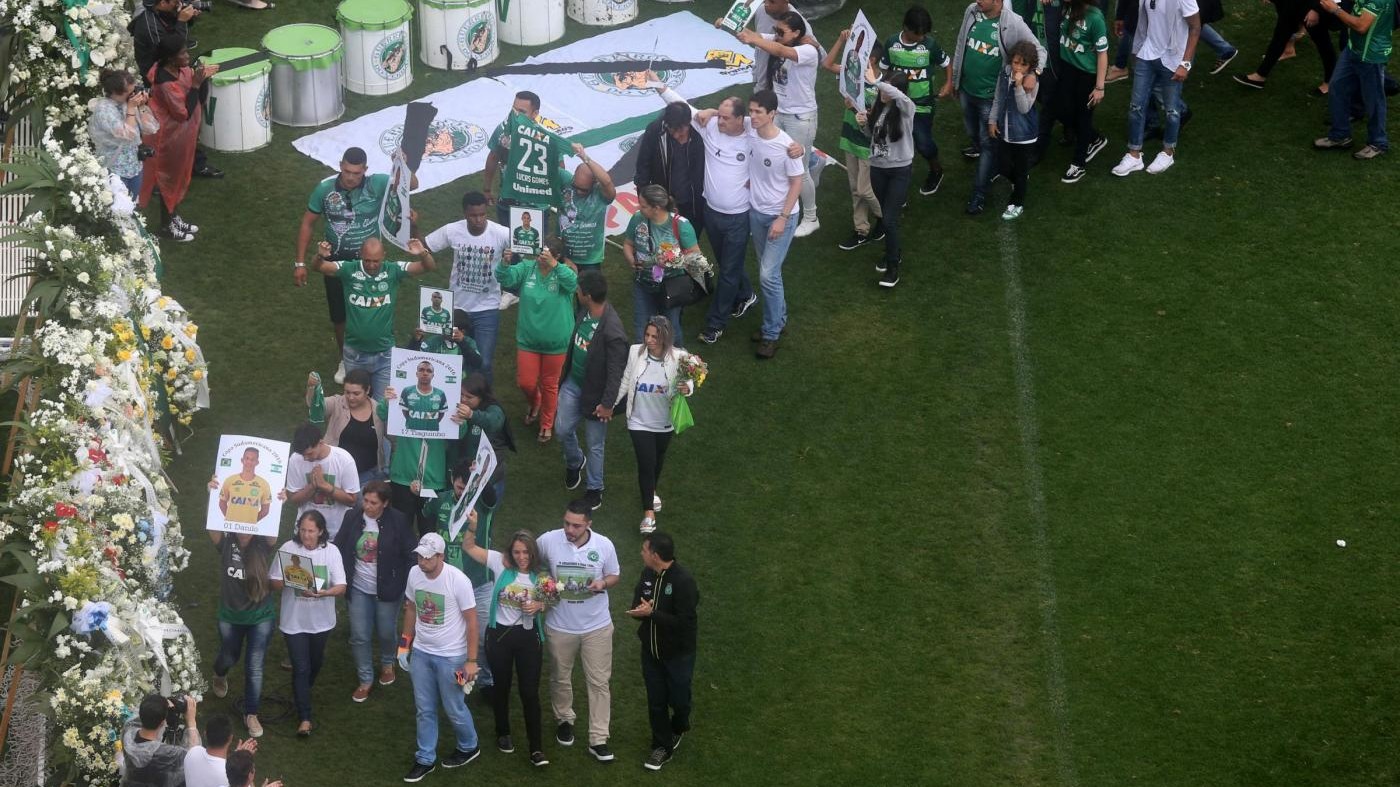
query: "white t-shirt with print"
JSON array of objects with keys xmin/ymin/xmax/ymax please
[
  {"xmin": 764, "ymin": 36, "xmax": 820, "ymax": 115},
  {"xmin": 426, "ymin": 220, "xmax": 510, "ymax": 313},
  {"xmin": 405, "ymin": 563, "xmax": 476, "ymax": 658},
  {"xmin": 747, "ymin": 128, "xmax": 805, "ymax": 216},
  {"xmin": 536, "ymin": 528, "xmax": 620, "ymax": 635},
  {"xmin": 628, "ymin": 355, "xmax": 674, "ymax": 433},
  {"xmin": 269, "ymin": 541, "xmax": 345, "ymax": 635},
  {"xmin": 285, "ymin": 445, "xmax": 361, "ymax": 540},
  {"xmin": 351, "ymin": 516, "xmax": 380, "ymax": 596},
  {"xmin": 485, "ymin": 550, "xmax": 542, "ymax": 628},
  {"xmin": 1134, "ymin": 0, "xmax": 1201, "ymax": 69}
]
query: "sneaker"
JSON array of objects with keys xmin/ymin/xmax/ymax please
[
  {"xmin": 867, "ymin": 220, "xmax": 886, "ymax": 242},
  {"xmin": 334, "ymin": 361, "xmax": 347, "ymax": 385},
  {"xmin": 1146, "ymin": 151, "xmax": 1175, "ymax": 174},
  {"xmin": 1353, "ymin": 144, "xmax": 1387, "ymax": 160},
  {"xmin": 352, "ymin": 684, "xmax": 371, "ymax": 703},
  {"xmin": 530, "ymin": 751, "xmax": 550, "ymax": 767},
  {"xmin": 193, "ymin": 164, "xmax": 224, "ymax": 179},
  {"xmin": 730, "ymin": 293, "xmax": 758, "ymax": 319},
  {"xmin": 163, "ymin": 224, "xmax": 194, "ymax": 242},
  {"xmin": 1061, "ymin": 165, "xmax": 1086, "ymax": 184},
  {"xmin": 751, "ymin": 326, "xmax": 787, "ymax": 342},
  {"xmin": 584, "ymin": 488, "xmax": 603, "ymax": 511},
  {"xmin": 498, "ymin": 292, "xmax": 520, "ymax": 310},
  {"xmin": 698, "ymin": 328, "xmax": 722, "ymax": 344},
  {"xmin": 874, "ymin": 259, "xmax": 887, "ymax": 273},
  {"xmin": 919, "ymin": 170, "xmax": 944, "ymax": 195},
  {"xmin": 879, "ymin": 264, "xmax": 901, "ymax": 289},
  {"xmin": 556, "ymin": 721, "xmax": 575, "ymax": 746},
  {"xmin": 1111, "ymin": 153, "xmax": 1145, "ymax": 177},
  {"xmin": 755, "ymin": 339, "xmax": 779, "ymax": 359},
  {"xmin": 1105, "ymin": 65, "xmax": 1130, "ymax": 84},
  {"xmin": 793, "ymin": 217, "xmax": 820, "ymax": 238},
  {"xmin": 1002, "ymin": 204, "xmax": 1025, "ymax": 220},
  {"xmin": 640, "ymin": 516, "xmax": 657, "ymax": 534},
  {"xmin": 671, "ymin": 733, "xmax": 683, "ymax": 752},
  {"xmin": 1085, "ymin": 136, "xmax": 1109, "ymax": 163},
  {"xmin": 652, "ymin": 494, "xmax": 663, "ymax": 512},
  {"xmin": 171, "ymin": 215, "xmax": 199, "ymax": 234},
  {"xmin": 442, "ymin": 747, "xmax": 480, "ymax": 768},
  {"xmin": 1233, "ymin": 73, "xmax": 1267, "ymax": 89},
  {"xmin": 961, "ymin": 145, "xmax": 980, "ymax": 160},
  {"xmin": 403, "ymin": 763, "xmax": 435, "ymax": 783},
  {"xmin": 588, "ymin": 744, "xmax": 615, "ymax": 762},
  {"xmin": 644, "ymin": 747, "xmax": 673, "ymax": 771},
  {"xmin": 245, "ymin": 715, "xmax": 263, "ymax": 738},
  {"xmin": 838, "ymin": 232, "xmax": 870, "ymax": 251},
  {"xmin": 497, "ymin": 736, "xmax": 514, "ymax": 753},
  {"xmin": 1210, "ymin": 50, "xmax": 1238, "ymax": 75},
  {"xmin": 964, "ymin": 195, "xmax": 985, "ymax": 215},
  {"xmin": 565, "ymin": 456, "xmax": 585, "ymax": 490},
  {"xmin": 211, "ymin": 675, "xmax": 228, "ymax": 698},
  {"xmin": 379, "ymin": 665, "xmax": 396, "ymax": 685}
]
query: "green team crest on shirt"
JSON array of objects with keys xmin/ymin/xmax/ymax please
[
  {"xmin": 373, "ymin": 34, "xmax": 408, "ymax": 80},
  {"xmin": 582, "ymin": 53, "xmax": 685, "ymax": 96},
  {"xmin": 381, "ymin": 119, "xmax": 486, "ymax": 163},
  {"xmin": 587, "ymin": 550, "xmax": 599, "ymax": 562}
]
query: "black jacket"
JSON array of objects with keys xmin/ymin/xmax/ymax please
[
  {"xmin": 333, "ymin": 506, "xmax": 417, "ymax": 602},
  {"xmin": 634, "ymin": 118, "xmax": 706, "ymax": 212},
  {"xmin": 562, "ymin": 303, "xmax": 629, "ymax": 415},
  {"xmin": 631, "ymin": 562, "xmax": 699, "ymax": 661},
  {"xmin": 128, "ymin": 1, "xmax": 192, "ymax": 84}
]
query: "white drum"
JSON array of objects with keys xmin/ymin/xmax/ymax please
[
  {"xmin": 199, "ymin": 47, "xmax": 272, "ymax": 152},
  {"xmin": 566, "ymin": 0, "xmax": 636, "ymax": 26},
  {"xmin": 499, "ymin": 0, "xmax": 564, "ymax": 47},
  {"xmin": 419, "ymin": 0, "xmax": 498, "ymax": 71},
  {"xmin": 262, "ymin": 24, "xmax": 345, "ymax": 127},
  {"xmin": 338, "ymin": 0, "xmax": 414, "ymax": 95}
]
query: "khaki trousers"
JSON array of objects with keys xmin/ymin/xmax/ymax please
[
  {"xmin": 846, "ymin": 153, "xmax": 883, "ymax": 234},
  {"xmin": 546, "ymin": 624, "xmax": 614, "ymax": 745}
]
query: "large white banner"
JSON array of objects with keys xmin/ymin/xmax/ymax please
[{"xmin": 292, "ymin": 12, "xmax": 756, "ymax": 192}]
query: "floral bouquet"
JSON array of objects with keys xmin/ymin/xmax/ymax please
[
  {"xmin": 676, "ymin": 353, "xmax": 709, "ymax": 390},
  {"xmin": 533, "ymin": 576, "xmax": 562, "ymax": 607},
  {"xmin": 651, "ymin": 242, "xmax": 714, "ymax": 287}
]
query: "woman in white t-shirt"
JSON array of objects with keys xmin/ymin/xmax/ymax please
[
  {"xmin": 612, "ymin": 316, "xmax": 696, "ymax": 534},
  {"xmin": 464, "ymin": 516, "xmax": 551, "ymax": 767},
  {"xmin": 268, "ymin": 510, "xmax": 347, "ymax": 737}
]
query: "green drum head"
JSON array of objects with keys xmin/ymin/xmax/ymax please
[
  {"xmin": 262, "ymin": 24, "xmax": 344, "ymax": 70},
  {"xmin": 337, "ymin": 0, "xmax": 413, "ymax": 30},
  {"xmin": 422, "ymin": 0, "xmax": 483, "ymax": 10},
  {"xmin": 204, "ymin": 47, "xmax": 271, "ymax": 85}
]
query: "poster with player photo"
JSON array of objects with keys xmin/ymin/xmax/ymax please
[
  {"xmin": 510, "ymin": 206, "xmax": 543, "ymax": 256},
  {"xmin": 207, "ymin": 435, "xmax": 291, "ymax": 537},
  {"xmin": 419, "ymin": 286, "xmax": 454, "ymax": 336},
  {"xmin": 387, "ymin": 348, "xmax": 463, "ymax": 439}
]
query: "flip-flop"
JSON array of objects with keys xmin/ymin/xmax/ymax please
[{"xmin": 537, "ymin": 429, "xmax": 552, "ymax": 443}]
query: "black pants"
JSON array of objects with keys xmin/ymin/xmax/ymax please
[
  {"xmin": 641, "ymin": 648, "xmax": 695, "ymax": 751},
  {"xmin": 869, "ymin": 164, "xmax": 912, "ymax": 266},
  {"xmin": 1258, "ymin": 0, "xmax": 1337, "ymax": 80},
  {"xmin": 1057, "ymin": 66, "xmax": 1103, "ymax": 168},
  {"xmin": 485, "ymin": 625, "xmax": 543, "ymax": 752},
  {"xmin": 629, "ymin": 429, "xmax": 673, "ymax": 512},
  {"xmin": 676, "ymin": 200, "xmax": 706, "ymax": 241},
  {"xmin": 997, "ymin": 141, "xmax": 1033, "ymax": 207}
]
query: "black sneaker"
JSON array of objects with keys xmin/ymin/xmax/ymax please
[
  {"xmin": 875, "ymin": 259, "xmax": 887, "ymax": 273},
  {"xmin": 965, "ymin": 196, "xmax": 986, "ymax": 216},
  {"xmin": 867, "ymin": 220, "xmax": 886, "ymax": 242},
  {"xmin": 403, "ymin": 762, "xmax": 435, "ymax": 782},
  {"xmin": 698, "ymin": 328, "xmax": 722, "ymax": 344},
  {"xmin": 919, "ymin": 170, "xmax": 944, "ymax": 195},
  {"xmin": 442, "ymin": 747, "xmax": 479, "ymax": 768},
  {"xmin": 879, "ymin": 264, "xmax": 901, "ymax": 289},
  {"xmin": 497, "ymin": 736, "xmax": 514, "ymax": 753},
  {"xmin": 730, "ymin": 293, "xmax": 757, "ymax": 319},
  {"xmin": 588, "ymin": 743, "xmax": 615, "ymax": 762},
  {"xmin": 193, "ymin": 164, "xmax": 224, "ymax": 179},
  {"xmin": 530, "ymin": 751, "xmax": 549, "ymax": 767},
  {"xmin": 1085, "ymin": 135, "xmax": 1109, "ymax": 163},
  {"xmin": 961, "ymin": 145, "xmax": 980, "ymax": 160},
  {"xmin": 838, "ymin": 232, "xmax": 869, "ymax": 251},
  {"xmin": 584, "ymin": 489, "xmax": 603, "ymax": 511},
  {"xmin": 644, "ymin": 747, "xmax": 673, "ymax": 771},
  {"xmin": 564, "ymin": 456, "xmax": 584, "ymax": 490},
  {"xmin": 556, "ymin": 721, "xmax": 575, "ymax": 746},
  {"xmin": 671, "ymin": 733, "xmax": 683, "ymax": 751}
]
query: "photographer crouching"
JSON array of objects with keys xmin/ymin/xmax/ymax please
[{"xmin": 120, "ymin": 693, "xmax": 201, "ymax": 787}]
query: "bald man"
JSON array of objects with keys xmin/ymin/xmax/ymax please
[{"xmin": 560, "ymin": 142, "xmax": 617, "ymax": 274}]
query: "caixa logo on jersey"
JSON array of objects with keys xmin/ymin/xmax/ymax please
[
  {"xmin": 380, "ymin": 119, "xmax": 486, "ymax": 163},
  {"xmin": 372, "ymin": 33, "xmax": 409, "ymax": 81},
  {"xmin": 581, "ymin": 52, "xmax": 685, "ymax": 97},
  {"xmin": 704, "ymin": 49, "xmax": 754, "ymax": 75}
]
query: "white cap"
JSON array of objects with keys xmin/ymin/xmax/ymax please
[{"xmin": 414, "ymin": 533, "xmax": 446, "ymax": 558}]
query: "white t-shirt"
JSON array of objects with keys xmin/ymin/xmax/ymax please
[
  {"xmin": 752, "ymin": 4, "xmax": 821, "ymax": 86},
  {"xmin": 485, "ymin": 550, "xmax": 542, "ymax": 628},
  {"xmin": 1134, "ymin": 0, "xmax": 1201, "ymax": 69},
  {"xmin": 285, "ymin": 446, "xmax": 360, "ymax": 540},
  {"xmin": 536, "ymin": 528, "xmax": 619, "ymax": 635},
  {"xmin": 764, "ymin": 36, "xmax": 820, "ymax": 115},
  {"xmin": 269, "ymin": 541, "xmax": 345, "ymax": 634},
  {"xmin": 425, "ymin": 220, "xmax": 510, "ymax": 313},
  {"xmin": 351, "ymin": 516, "xmax": 379, "ymax": 595},
  {"xmin": 657, "ymin": 87, "xmax": 752, "ymax": 216},
  {"xmin": 747, "ymin": 128, "xmax": 805, "ymax": 216},
  {"xmin": 405, "ymin": 563, "xmax": 476, "ymax": 658},
  {"xmin": 628, "ymin": 355, "xmax": 674, "ymax": 432},
  {"xmin": 183, "ymin": 746, "xmax": 227, "ymax": 787}
]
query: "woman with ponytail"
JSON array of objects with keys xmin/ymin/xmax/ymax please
[
  {"xmin": 208, "ymin": 530, "xmax": 277, "ymax": 739},
  {"xmin": 862, "ymin": 72, "xmax": 918, "ymax": 289},
  {"xmin": 622, "ymin": 185, "xmax": 701, "ymax": 348}
]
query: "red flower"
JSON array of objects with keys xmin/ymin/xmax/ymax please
[
  {"xmin": 43, "ymin": 520, "xmax": 59, "ymax": 534},
  {"xmin": 88, "ymin": 448, "xmax": 106, "ymax": 465},
  {"xmin": 54, "ymin": 502, "xmax": 78, "ymax": 518},
  {"xmin": 113, "ymin": 474, "xmax": 127, "ymax": 486}
]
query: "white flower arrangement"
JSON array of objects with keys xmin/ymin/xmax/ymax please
[{"xmin": 1, "ymin": 0, "xmax": 132, "ymax": 126}]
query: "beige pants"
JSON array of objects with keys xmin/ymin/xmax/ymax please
[
  {"xmin": 546, "ymin": 624, "xmax": 614, "ymax": 745},
  {"xmin": 846, "ymin": 152, "xmax": 883, "ymax": 235}
]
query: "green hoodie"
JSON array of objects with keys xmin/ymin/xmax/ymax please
[{"xmin": 494, "ymin": 261, "xmax": 577, "ymax": 354}]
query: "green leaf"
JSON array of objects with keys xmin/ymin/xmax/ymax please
[{"xmin": 0, "ymin": 571, "xmax": 43, "ymax": 593}]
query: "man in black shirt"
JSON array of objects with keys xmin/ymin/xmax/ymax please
[
  {"xmin": 634, "ymin": 102, "xmax": 707, "ymax": 239},
  {"xmin": 626, "ymin": 531, "xmax": 699, "ymax": 771}
]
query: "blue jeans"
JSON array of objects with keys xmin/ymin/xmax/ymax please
[
  {"xmin": 1128, "ymin": 57, "xmax": 1185, "ymax": 150},
  {"xmin": 556, "ymin": 378, "xmax": 607, "ymax": 492},
  {"xmin": 410, "ymin": 648, "xmax": 479, "ymax": 764},
  {"xmin": 702, "ymin": 207, "xmax": 753, "ymax": 331},
  {"xmin": 959, "ymin": 91, "xmax": 996, "ymax": 197},
  {"xmin": 284, "ymin": 630, "xmax": 330, "ymax": 723},
  {"xmin": 912, "ymin": 111, "xmax": 939, "ymax": 162},
  {"xmin": 631, "ymin": 280, "xmax": 684, "ymax": 348},
  {"xmin": 215, "ymin": 617, "xmax": 272, "ymax": 715},
  {"xmin": 472, "ymin": 583, "xmax": 495, "ymax": 688},
  {"xmin": 1198, "ymin": 24, "xmax": 1236, "ymax": 59},
  {"xmin": 460, "ymin": 308, "xmax": 500, "ymax": 384},
  {"xmin": 748, "ymin": 209, "xmax": 799, "ymax": 341},
  {"xmin": 348, "ymin": 586, "xmax": 399, "ymax": 685},
  {"xmin": 342, "ymin": 345, "xmax": 391, "ymax": 400},
  {"xmin": 121, "ymin": 172, "xmax": 142, "ymax": 199},
  {"xmin": 357, "ymin": 467, "xmax": 387, "ymax": 489},
  {"xmin": 1328, "ymin": 47, "xmax": 1389, "ymax": 149}
]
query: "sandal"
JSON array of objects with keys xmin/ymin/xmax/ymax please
[
  {"xmin": 524, "ymin": 407, "xmax": 539, "ymax": 426},
  {"xmin": 297, "ymin": 721, "xmax": 315, "ymax": 737},
  {"xmin": 537, "ymin": 428, "xmax": 552, "ymax": 443}
]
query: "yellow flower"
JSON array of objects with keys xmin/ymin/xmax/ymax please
[
  {"xmin": 184, "ymin": 349, "xmax": 196, "ymax": 363},
  {"xmin": 116, "ymin": 349, "xmax": 132, "ymax": 362},
  {"xmin": 141, "ymin": 327, "xmax": 152, "ymax": 340},
  {"xmin": 166, "ymin": 368, "xmax": 178, "ymax": 381},
  {"xmin": 160, "ymin": 335, "xmax": 174, "ymax": 350},
  {"xmin": 184, "ymin": 324, "xmax": 198, "ymax": 337},
  {"xmin": 192, "ymin": 370, "xmax": 204, "ymax": 381}
]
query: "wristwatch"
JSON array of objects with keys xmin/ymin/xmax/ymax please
[
  {"xmin": 1179, "ymin": 60, "xmax": 1193, "ymax": 71},
  {"xmin": 293, "ymin": 261, "xmax": 306, "ymax": 269}
]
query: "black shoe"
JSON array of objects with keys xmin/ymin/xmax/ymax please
[
  {"xmin": 584, "ymin": 488, "xmax": 603, "ymax": 511},
  {"xmin": 588, "ymin": 743, "xmax": 615, "ymax": 762},
  {"xmin": 867, "ymin": 220, "xmax": 886, "ymax": 242},
  {"xmin": 965, "ymin": 196, "xmax": 985, "ymax": 216},
  {"xmin": 698, "ymin": 327, "xmax": 722, "ymax": 344},
  {"xmin": 564, "ymin": 456, "xmax": 584, "ymax": 490},
  {"xmin": 442, "ymin": 747, "xmax": 480, "ymax": 768},
  {"xmin": 838, "ymin": 232, "xmax": 869, "ymax": 251},
  {"xmin": 556, "ymin": 721, "xmax": 575, "ymax": 746},
  {"xmin": 530, "ymin": 751, "xmax": 549, "ymax": 767},
  {"xmin": 644, "ymin": 747, "xmax": 673, "ymax": 771},
  {"xmin": 750, "ymin": 326, "xmax": 788, "ymax": 342},
  {"xmin": 1085, "ymin": 135, "xmax": 1109, "ymax": 163},
  {"xmin": 919, "ymin": 170, "xmax": 944, "ymax": 195},
  {"xmin": 879, "ymin": 264, "xmax": 901, "ymax": 289},
  {"xmin": 730, "ymin": 293, "xmax": 757, "ymax": 319},
  {"xmin": 403, "ymin": 762, "xmax": 435, "ymax": 782},
  {"xmin": 497, "ymin": 736, "xmax": 514, "ymax": 753},
  {"xmin": 193, "ymin": 164, "xmax": 224, "ymax": 179},
  {"xmin": 961, "ymin": 145, "xmax": 980, "ymax": 159},
  {"xmin": 671, "ymin": 733, "xmax": 683, "ymax": 752},
  {"xmin": 875, "ymin": 259, "xmax": 887, "ymax": 273}
]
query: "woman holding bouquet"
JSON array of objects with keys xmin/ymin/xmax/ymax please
[
  {"xmin": 463, "ymin": 512, "xmax": 552, "ymax": 767},
  {"xmin": 269, "ymin": 510, "xmax": 347, "ymax": 736},
  {"xmin": 496, "ymin": 237, "xmax": 578, "ymax": 443},
  {"xmin": 613, "ymin": 316, "xmax": 697, "ymax": 533},
  {"xmin": 622, "ymin": 185, "xmax": 702, "ymax": 349}
]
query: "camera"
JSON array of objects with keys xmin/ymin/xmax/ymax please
[
  {"xmin": 136, "ymin": 144, "xmax": 155, "ymax": 162},
  {"xmin": 182, "ymin": 0, "xmax": 213, "ymax": 11},
  {"xmin": 162, "ymin": 694, "xmax": 189, "ymax": 744}
]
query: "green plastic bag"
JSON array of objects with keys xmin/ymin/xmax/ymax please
[{"xmin": 670, "ymin": 394, "xmax": 695, "ymax": 435}]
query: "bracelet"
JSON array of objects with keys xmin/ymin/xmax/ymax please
[{"xmin": 293, "ymin": 262, "xmax": 306, "ymax": 269}]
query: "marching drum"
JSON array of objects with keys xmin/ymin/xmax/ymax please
[
  {"xmin": 419, "ymin": 0, "xmax": 498, "ymax": 71},
  {"xmin": 499, "ymin": 0, "xmax": 564, "ymax": 47},
  {"xmin": 566, "ymin": 0, "xmax": 637, "ymax": 26},
  {"xmin": 199, "ymin": 47, "xmax": 272, "ymax": 152},
  {"xmin": 337, "ymin": 0, "xmax": 414, "ymax": 95},
  {"xmin": 262, "ymin": 24, "xmax": 345, "ymax": 127}
]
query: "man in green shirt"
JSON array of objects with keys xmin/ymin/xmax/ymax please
[
  {"xmin": 556, "ymin": 271, "xmax": 628, "ymax": 511},
  {"xmin": 825, "ymin": 31, "xmax": 886, "ymax": 251},
  {"xmin": 400, "ymin": 362, "xmax": 450, "ymax": 434},
  {"xmin": 310, "ymin": 236, "xmax": 436, "ymax": 399},
  {"xmin": 1314, "ymin": 0, "xmax": 1394, "ymax": 158},
  {"xmin": 482, "ymin": 91, "xmax": 559, "ymax": 237},
  {"xmin": 560, "ymin": 142, "xmax": 617, "ymax": 273},
  {"xmin": 881, "ymin": 6, "xmax": 954, "ymax": 197}
]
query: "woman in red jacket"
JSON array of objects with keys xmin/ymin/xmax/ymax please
[{"xmin": 139, "ymin": 34, "xmax": 218, "ymax": 241}]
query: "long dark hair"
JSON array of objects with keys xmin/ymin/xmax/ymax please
[
  {"xmin": 867, "ymin": 73, "xmax": 911, "ymax": 146},
  {"xmin": 238, "ymin": 535, "xmax": 273, "ymax": 603},
  {"xmin": 763, "ymin": 11, "xmax": 809, "ymax": 90},
  {"xmin": 462, "ymin": 372, "xmax": 517, "ymax": 453},
  {"xmin": 1067, "ymin": 0, "xmax": 1093, "ymax": 23}
]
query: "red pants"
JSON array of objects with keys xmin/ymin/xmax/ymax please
[{"xmin": 517, "ymin": 351, "xmax": 565, "ymax": 430}]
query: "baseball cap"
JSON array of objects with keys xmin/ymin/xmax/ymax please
[{"xmin": 414, "ymin": 533, "xmax": 446, "ymax": 559}]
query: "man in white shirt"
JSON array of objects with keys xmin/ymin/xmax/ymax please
[
  {"xmin": 744, "ymin": 89, "xmax": 805, "ymax": 361},
  {"xmin": 1111, "ymin": 0, "xmax": 1200, "ymax": 175},
  {"xmin": 401, "ymin": 533, "xmax": 482, "ymax": 782},
  {"xmin": 424, "ymin": 191, "xmax": 511, "ymax": 383},
  {"xmin": 184, "ymin": 716, "xmax": 255, "ymax": 787},
  {"xmin": 285, "ymin": 422, "xmax": 361, "ymax": 540},
  {"xmin": 537, "ymin": 499, "xmax": 621, "ymax": 762}
]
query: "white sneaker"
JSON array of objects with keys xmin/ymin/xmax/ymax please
[
  {"xmin": 334, "ymin": 361, "xmax": 347, "ymax": 385},
  {"xmin": 1111, "ymin": 153, "xmax": 1145, "ymax": 177},
  {"xmin": 652, "ymin": 494, "xmax": 663, "ymax": 512},
  {"xmin": 498, "ymin": 292, "xmax": 520, "ymax": 310},
  {"xmin": 1001, "ymin": 204, "xmax": 1024, "ymax": 221},
  {"xmin": 793, "ymin": 217, "xmax": 820, "ymax": 238},
  {"xmin": 1146, "ymin": 151, "xmax": 1176, "ymax": 174},
  {"xmin": 640, "ymin": 516, "xmax": 657, "ymax": 534}
]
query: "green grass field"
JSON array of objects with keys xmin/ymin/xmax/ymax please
[{"xmin": 153, "ymin": 0, "xmax": 1400, "ymax": 784}]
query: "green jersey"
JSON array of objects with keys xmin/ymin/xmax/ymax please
[
  {"xmin": 560, "ymin": 187, "xmax": 610, "ymax": 266},
  {"xmin": 497, "ymin": 113, "xmax": 568, "ymax": 209},
  {"xmin": 881, "ymin": 34, "xmax": 950, "ymax": 114},
  {"xmin": 961, "ymin": 15, "xmax": 1002, "ymax": 100},
  {"xmin": 568, "ymin": 314, "xmax": 599, "ymax": 387},
  {"xmin": 1060, "ymin": 8, "xmax": 1109, "ymax": 74},
  {"xmin": 494, "ymin": 261, "xmax": 578, "ymax": 353},
  {"xmin": 400, "ymin": 386, "xmax": 448, "ymax": 432},
  {"xmin": 839, "ymin": 84, "xmax": 881, "ymax": 158},
  {"xmin": 1349, "ymin": 0, "xmax": 1395, "ymax": 62},
  {"xmin": 420, "ymin": 305, "xmax": 452, "ymax": 335},
  {"xmin": 513, "ymin": 225, "xmax": 541, "ymax": 252},
  {"xmin": 335, "ymin": 260, "xmax": 410, "ymax": 353},
  {"xmin": 308, "ymin": 173, "xmax": 390, "ymax": 257}
]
